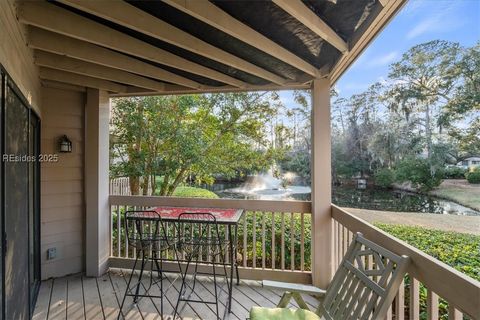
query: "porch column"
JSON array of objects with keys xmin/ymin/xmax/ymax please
[
  {"xmin": 85, "ymin": 88, "xmax": 110, "ymax": 277},
  {"xmin": 311, "ymin": 78, "xmax": 333, "ymax": 288}
]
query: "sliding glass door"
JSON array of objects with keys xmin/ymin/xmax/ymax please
[
  {"xmin": 29, "ymin": 113, "xmax": 41, "ymax": 313},
  {"xmin": 1, "ymin": 67, "xmax": 41, "ymax": 319}
]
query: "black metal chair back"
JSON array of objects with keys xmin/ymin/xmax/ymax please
[
  {"xmin": 174, "ymin": 211, "xmax": 230, "ymax": 320},
  {"xmin": 119, "ymin": 210, "xmax": 170, "ymax": 318},
  {"xmin": 176, "ymin": 212, "xmax": 224, "ymax": 260},
  {"xmin": 125, "ymin": 210, "xmax": 169, "ymax": 253}
]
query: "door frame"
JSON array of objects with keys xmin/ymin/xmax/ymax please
[{"xmin": 0, "ymin": 64, "xmax": 41, "ymax": 319}]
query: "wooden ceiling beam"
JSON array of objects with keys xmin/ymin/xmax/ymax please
[
  {"xmin": 17, "ymin": 1, "xmax": 246, "ymax": 88},
  {"xmin": 28, "ymin": 28, "xmax": 201, "ymax": 90},
  {"xmin": 163, "ymin": 0, "xmax": 321, "ymax": 78},
  {"xmin": 272, "ymin": 0, "xmax": 348, "ymax": 53},
  {"xmin": 39, "ymin": 68, "xmax": 128, "ymax": 93},
  {"xmin": 58, "ymin": 0, "xmax": 288, "ymax": 85},
  {"xmin": 111, "ymin": 82, "xmax": 311, "ymax": 97},
  {"xmin": 330, "ymin": 0, "xmax": 406, "ymax": 84},
  {"xmin": 378, "ymin": 0, "xmax": 392, "ymax": 7},
  {"xmin": 41, "ymin": 80, "xmax": 87, "ymax": 93},
  {"xmin": 34, "ymin": 51, "xmax": 175, "ymax": 92}
]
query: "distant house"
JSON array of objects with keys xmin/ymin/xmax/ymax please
[{"xmin": 457, "ymin": 156, "xmax": 480, "ymax": 169}]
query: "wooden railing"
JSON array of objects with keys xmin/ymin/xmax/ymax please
[
  {"xmin": 332, "ymin": 205, "xmax": 480, "ymax": 320},
  {"xmin": 109, "ymin": 195, "xmax": 312, "ymax": 283},
  {"xmin": 107, "ymin": 196, "xmax": 479, "ymax": 317}
]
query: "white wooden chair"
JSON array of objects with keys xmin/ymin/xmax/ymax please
[{"xmin": 250, "ymin": 232, "xmax": 410, "ymax": 320}]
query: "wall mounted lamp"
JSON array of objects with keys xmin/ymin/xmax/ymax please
[{"xmin": 58, "ymin": 135, "xmax": 72, "ymax": 153}]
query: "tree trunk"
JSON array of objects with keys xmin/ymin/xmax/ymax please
[
  {"xmin": 130, "ymin": 176, "xmax": 140, "ymax": 195},
  {"xmin": 425, "ymin": 103, "xmax": 432, "ymax": 159},
  {"xmin": 151, "ymin": 175, "xmax": 156, "ymax": 195},
  {"xmin": 425, "ymin": 103, "xmax": 436, "ymax": 175},
  {"xmin": 159, "ymin": 175, "xmax": 170, "ymax": 196},
  {"xmin": 141, "ymin": 176, "xmax": 149, "ymax": 196},
  {"xmin": 167, "ymin": 167, "xmax": 187, "ymax": 196}
]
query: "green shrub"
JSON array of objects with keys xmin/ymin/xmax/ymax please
[
  {"xmin": 394, "ymin": 157, "xmax": 444, "ymax": 191},
  {"xmin": 376, "ymin": 224, "xmax": 480, "ymax": 281},
  {"xmin": 172, "ymin": 186, "xmax": 219, "ymax": 198},
  {"xmin": 443, "ymin": 166, "xmax": 467, "ymax": 179},
  {"xmin": 374, "ymin": 168, "xmax": 395, "ymax": 188},
  {"xmin": 238, "ymin": 212, "xmax": 312, "ymax": 271},
  {"xmin": 376, "ymin": 223, "xmax": 480, "ymax": 320},
  {"xmin": 466, "ymin": 167, "xmax": 480, "ymax": 184}
]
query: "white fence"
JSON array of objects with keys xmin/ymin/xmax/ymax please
[{"xmin": 109, "ymin": 177, "xmax": 130, "ymax": 195}]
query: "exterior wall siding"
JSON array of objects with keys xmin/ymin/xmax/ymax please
[
  {"xmin": 0, "ymin": 0, "xmax": 89, "ymax": 278},
  {"xmin": 0, "ymin": 0, "xmax": 41, "ymax": 114},
  {"xmin": 40, "ymin": 87, "xmax": 85, "ymax": 279}
]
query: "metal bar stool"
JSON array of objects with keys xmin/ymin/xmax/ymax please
[
  {"xmin": 173, "ymin": 212, "xmax": 230, "ymax": 320},
  {"xmin": 118, "ymin": 210, "xmax": 171, "ymax": 319}
]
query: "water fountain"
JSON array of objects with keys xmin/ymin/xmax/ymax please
[{"xmin": 223, "ymin": 170, "xmax": 311, "ymax": 200}]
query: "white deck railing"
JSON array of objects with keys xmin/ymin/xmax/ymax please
[
  {"xmin": 332, "ymin": 205, "xmax": 480, "ymax": 320},
  {"xmin": 109, "ymin": 195, "xmax": 312, "ymax": 283},
  {"xmin": 107, "ymin": 195, "xmax": 480, "ymax": 318}
]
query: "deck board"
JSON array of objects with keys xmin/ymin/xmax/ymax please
[
  {"xmin": 167, "ymin": 273, "xmax": 212, "ymax": 319},
  {"xmin": 197, "ymin": 277, "xmax": 241, "ymax": 320},
  {"xmin": 66, "ymin": 275, "xmax": 85, "ymax": 320},
  {"xmin": 82, "ymin": 276, "xmax": 104, "ymax": 320},
  {"xmin": 111, "ymin": 270, "xmax": 143, "ymax": 320},
  {"xmin": 33, "ymin": 279, "xmax": 53, "ymax": 320},
  {"xmin": 97, "ymin": 273, "xmax": 120, "ymax": 320},
  {"xmin": 130, "ymin": 269, "xmax": 163, "ymax": 320},
  {"xmin": 49, "ymin": 277, "xmax": 68, "ymax": 320},
  {"xmin": 33, "ymin": 270, "xmax": 319, "ymax": 319}
]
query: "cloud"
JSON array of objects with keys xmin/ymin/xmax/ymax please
[
  {"xmin": 407, "ymin": 17, "xmax": 439, "ymax": 39},
  {"xmin": 402, "ymin": 0, "xmax": 430, "ymax": 17},
  {"xmin": 365, "ymin": 51, "xmax": 399, "ymax": 68},
  {"xmin": 406, "ymin": 1, "xmax": 465, "ymax": 39},
  {"xmin": 349, "ymin": 50, "xmax": 369, "ymax": 70}
]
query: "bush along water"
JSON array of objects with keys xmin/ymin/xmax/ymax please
[
  {"xmin": 394, "ymin": 158, "xmax": 444, "ymax": 191},
  {"xmin": 374, "ymin": 168, "xmax": 395, "ymax": 188},
  {"xmin": 443, "ymin": 166, "xmax": 467, "ymax": 179},
  {"xmin": 466, "ymin": 167, "xmax": 480, "ymax": 184}
]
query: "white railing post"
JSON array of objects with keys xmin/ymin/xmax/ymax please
[
  {"xmin": 311, "ymin": 78, "xmax": 333, "ymax": 288},
  {"xmin": 85, "ymin": 88, "xmax": 110, "ymax": 277}
]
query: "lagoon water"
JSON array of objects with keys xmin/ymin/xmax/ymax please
[
  {"xmin": 331, "ymin": 186, "xmax": 479, "ymax": 216},
  {"xmin": 205, "ymin": 175, "xmax": 479, "ymax": 216}
]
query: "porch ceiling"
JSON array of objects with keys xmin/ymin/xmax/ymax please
[{"xmin": 18, "ymin": 0, "xmax": 406, "ymax": 96}]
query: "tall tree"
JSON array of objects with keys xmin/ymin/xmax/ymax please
[
  {"xmin": 386, "ymin": 40, "xmax": 462, "ymax": 173},
  {"xmin": 110, "ymin": 92, "xmax": 283, "ymax": 195},
  {"xmin": 439, "ymin": 42, "xmax": 480, "ymax": 159}
]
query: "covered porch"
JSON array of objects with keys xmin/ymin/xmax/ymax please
[
  {"xmin": 34, "ymin": 270, "xmax": 314, "ymax": 320},
  {"xmin": 33, "ymin": 198, "xmax": 479, "ymax": 319},
  {"xmin": 0, "ymin": 0, "xmax": 478, "ymax": 319}
]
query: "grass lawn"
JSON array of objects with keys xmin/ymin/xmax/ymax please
[
  {"xmin": 430, "ymin": 180, "xmax": 480, "ymax": 211},
  {"xmin": 172, "ymin": 186, "xmax": 219, "ymax": 199},
  {"xmin": 153, "ymin": 176, "xmax": 219, "ymax": 198}
]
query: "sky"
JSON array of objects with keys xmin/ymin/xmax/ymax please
[{"xmin": 277, "ymin": 0, "xmax": 480, "ymax": 110}]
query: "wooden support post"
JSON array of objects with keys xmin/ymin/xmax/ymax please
[
  {"xmin": 311, "ymin": 78, "xmax": 333, "ymax": 288},
  {"xmin": 85, "ymin": 88, "xmax": 110, "ymax": 276}
]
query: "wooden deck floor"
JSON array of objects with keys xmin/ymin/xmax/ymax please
[{"xmin": 33, "ymin": 269, "xmax": 319, "ymax": 320}]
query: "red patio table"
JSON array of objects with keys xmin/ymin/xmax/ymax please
[{"xmin": 153, "ymin": 206, "xmax": 245, "ymax": 314}]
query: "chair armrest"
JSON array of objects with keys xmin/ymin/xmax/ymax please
[{"xmin": 262, "ymin": 280, "xmax": 326, "ymax": 297}]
